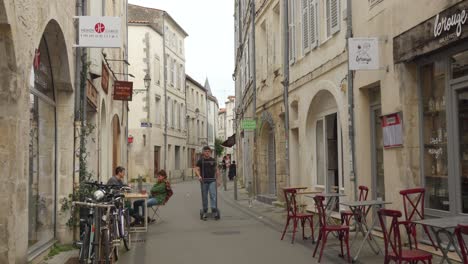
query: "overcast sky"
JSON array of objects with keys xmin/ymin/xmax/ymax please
[{"xmin": 128, "ymin": 0, "xmax": 234, "ymax": 107}]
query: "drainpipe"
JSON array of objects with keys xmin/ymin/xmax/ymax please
[
  {"xmin": 162, "ymin": 13, "xmax": 168, "ymax": 170},
  {"xmin": 283, "ymin": 0, "xmax": 290, "ymax": 186},
  {"xmin": 126, "ymin": 0, "xmax": 129, "ymax": 173},
  {"xmin": 346, "ymin": 0, "xmax": 357, "ymax": 201},
  {"xmin": 74, "ymin": 0, "xmax": 83, "ymax": 186},
  {"xmin": 81, "ymin": 0, "xmax": 88, "ymax": 163},
  {"xmin": 251, "ymin": 0, "xmax": 258, "ymax": 196}
]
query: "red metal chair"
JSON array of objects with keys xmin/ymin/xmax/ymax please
[
  {"xmin": 455, "ymin": 224, "xmax": 468, "ymax": 264},
  {"xmin": 399, "ymin": 188, "xmax": 438, "ymax": 250},
  {"xmin": 341, "ymin": 185, "xmax": 369, "ymax": 226},
  {"xmin": 280, "ymin": 188, "xmax": 314, "ymax": 243},
  {"xmin": 378, "ymin": 209, "xmax": 432, "ymax": 264},
  {"xmin": 313, "ymin": 195, "xmax": 351, "ymax": 263}
]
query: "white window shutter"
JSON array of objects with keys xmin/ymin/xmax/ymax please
[
  {"xmin": 289, "ymin": 0, "xmax": 296, "ymax": 64},
  {"xmin": 302, "ymin": 0, "xmax": 309, "ymax": 53},
  {"xmin": 330, "ymin": 0, "xmax": 340, "ymax": 35},
  {"xmin": 309, "ymin": 0, "xmax": 318, "ymax": 48}
]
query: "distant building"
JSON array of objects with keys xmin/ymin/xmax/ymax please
[
  {"xmin": 185, "ymin": 75, "xmax": 207, "ymax": 168},
  {"xmin": 128, "ymin": 4, "xmax": 189, "ymax": 181}
]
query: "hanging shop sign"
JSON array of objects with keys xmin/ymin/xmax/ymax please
[
  {"xmin": 348, "ymin": 38, "xmax": 379, "ymax": 70},
  {"xmin": 86, "ymin": 79, "xmax": 98, "ymax": 109},
  {"xmin": 101, "ymin": 63, "xmax": 109, "ymax": 94},
  {"xmin": 76, "ymin": 16, "xmax": 121, "ymax": 48},
  {"xmin": 381, "ymin": 112, "xmax": 403, "ymax": 149},
  {"xmin": 113, "ymin": 81, "xmax": 133, "ymax": 101},
  {"xmin": 394, "ymin": 0, "xmax": 468, "ymax": 63}
]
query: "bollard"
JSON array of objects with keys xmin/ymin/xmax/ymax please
[{"xmin": 234, "ymin": 176, "xmax": 238, "ymax": 200}]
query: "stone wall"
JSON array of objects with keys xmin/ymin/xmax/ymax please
[{"xmin": 0, "ymin": 0, "xmax": 75, "ymax": 263}]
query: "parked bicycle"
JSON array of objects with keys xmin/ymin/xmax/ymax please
[{"xmin": 73, "ymin": 181, "xmax": 132, "ymax": 264}]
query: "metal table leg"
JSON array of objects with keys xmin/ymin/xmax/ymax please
[
  {"xmin": 431, "ymin": 227, "xmax": 462, "ymax": 264},
  {"xmin": 350, "ymin": 205, "xmax": 382, "ymax": 262}
]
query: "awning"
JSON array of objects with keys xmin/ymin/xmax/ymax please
[{"xmin": 221, "ymin": 134, "xmax": 236, "ymax": 148}]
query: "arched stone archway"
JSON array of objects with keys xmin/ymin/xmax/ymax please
[
  {"xmin": 258, "ymin": 111, "xmax": 276, "ymax": 196},
  {"xmin": 112, "ymin": 115, "xmax": 121, "ymax": 175},
  {"xmin": 305, "ymin": 90, "xmax": 342, "ymax": 193},
  {"xmin": 27, "ymin": 19, "xmax": 75, "ymax": 253},
  {"xmin": 100, "ymin": 100, "xmax": 108, "ymax": 180}
]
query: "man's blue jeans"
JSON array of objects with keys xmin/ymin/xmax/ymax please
[
  {"xmin": 201, "ymin": 181, "xmax": 217, "ymax": 212},
  {"xmin": 133, "ymin": 198, "xmax": 160, "ymax": 217}
]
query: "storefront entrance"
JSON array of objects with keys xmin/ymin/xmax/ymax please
[{"xmin": 420, "ymin": 49, "xmax": 468, "ymax": 216}]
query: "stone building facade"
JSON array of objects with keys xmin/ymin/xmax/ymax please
[
  {"xmin": 127, "ymin": 4, "xmax": 189, "ymax": 181},
  {"xmin": 0, "ymin": 0, "xmax": 129, "ymax": 263},
  {"xmin": 352, "ymin": 0, "xmax": 468, "ymax": 220},
  {"xmin": 205, "ymin": 79, "xmax": 219, "ymax": 153},
  {"xmin": 127, "ymin": 12, "xmax": 165, "ymax": 182},
  {"xmin": 186, "ymin": 75, "xmax": 208, "ymax": 169},
  {"xmin": 234, "ymin": 0, "xmax": 255, "ymax": 189},
  {"xmin": 234, "ymin": 0, "xmax": 351, "ymax": 203}
]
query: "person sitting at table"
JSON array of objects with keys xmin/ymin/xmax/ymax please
[{"xmin": 132, "ymin": 170, "xmax": 173, "ymax": 225}]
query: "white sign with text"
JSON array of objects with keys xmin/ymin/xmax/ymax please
[
  {"xmin": 348, "ymin": 38, "xmax": 379, "ymax": 70},
  {"xmin": 77, "ymin": 16, "xmax": 121, "ymax": 48}
]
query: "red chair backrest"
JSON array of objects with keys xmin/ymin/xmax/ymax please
[
  {"xmin": 399, "ymin": 188, "xmax": 426, "ymax": 222},
  {"xmin": 378, "ymin": 209, "xmax": 403, "ymax": 260},
  {"xmin": 455, "ymin": 224, "xmax": 468, "ymax": 264},
  {"xmin": 313, "ymin": 195, "xmax": 327, "ymax": 227},
  {"xmin": 283, "ymin": 188, "xmax": 299, "ymax": 217},
  {"xmin": 358, "ymin": 185, "xmax": 369, "ymax": 201}
]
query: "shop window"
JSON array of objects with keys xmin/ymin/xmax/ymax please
[
  {"xmin": 28, "ymin": 38, "xmax": 56, "ymax": 250},
  {"xmin": 451, "ymin": 50, "xmax": 468, "ymax": 80},
  {"xmin": 456, "ymin": 89, "xmax": 468, "ymax": 213},
  {"xmin": 421, "ymin": 61, "xmax": 449, "ymax": 211}
]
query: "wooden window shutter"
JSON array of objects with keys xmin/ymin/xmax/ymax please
[
  {"xmin": 330, "ymin": 0, "xmax": 340, "ymax": 35},
  {"xmin": 309, "ymin": 0, "xmax": 318, "ymax": 48},
  {"xmin": 288, "ymin": 0, "xmax": 296, "ymax": 64},
  {"xmin": 302, "ymin": 0, "xmax": 310, "ymax": 53}
]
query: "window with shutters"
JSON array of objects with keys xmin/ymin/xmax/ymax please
[
  {"xmin": 288, "ymin": 0, "xmax": 296, "ymax": 64},
  {"xmin": 302, "ymin": 0, "xmax": 310, "ymax": 53},
  {"xmin": 309, "ymin": 0, "xmax": 318, "ymax": 48},
  {"xmin": 169, "ymin": 58, "xmax": 174, "ymax": 86},
  {"xmin": 175, "ymin": 64, "xmax": 179, "ymax": 89},
  {"xmin": 173, "ymin": 62, "xmax": 177, "ymax": 89},
  {"xmin": 326, "ymin": 0, "xmax": 340, "ymax": 38},
  {"xmin": 180, "ymin": 64, "xmax": 184, "ymax": 92}
]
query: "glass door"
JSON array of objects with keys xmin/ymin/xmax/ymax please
[
  {"xmin": 371, "ymin": 106, "xmax": 385, "ymax": 200},
  {"xmin": 316, "ymin": 113, "xmax": 339, "ymax": 193},
  {"xmin": 455, "ymin": 86, "xmax": 468, "ymax": 214}
]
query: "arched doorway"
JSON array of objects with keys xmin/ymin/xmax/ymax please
[
  {"xmin": 306, "ymin": 90, "xmax": 343, "ymax": 194},
  {"xmin": 28, "ymin": 20, "xmax": 73, "ymax": 253},
  {"xmin": 99, "ymin": 101, "xmax": 108, "ymax": 180},
  {"xmin": 112, "ymin": 115, "xmax": 121, "ymax": 175},
  {"xmin": 258, "ymin": 111, "xmax": 276, "ymax": 196}
]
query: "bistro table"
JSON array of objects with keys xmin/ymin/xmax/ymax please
[
  {"xmin": 125, "ymin": 192, "xmax": 149, "ymax": 233},
  {"xmin": 306, "ymin": 193, "xmax": 346, "ymax": 242},
  {"xmin": 412, "ymin": 216, "xmax": 468, "ymax": 264},
  {"xmin": 340, "ymin": 199, "xmax": 391, "ymax": 262}
]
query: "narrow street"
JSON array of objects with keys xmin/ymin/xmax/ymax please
[{"xmin": 118, "ymin": 181, "xmax": 322, "ymax": 264}]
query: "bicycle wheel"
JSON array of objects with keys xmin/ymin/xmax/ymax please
[
  {"xmin": 79, "ymin": 224, "xmax": 90, "ymax": 264},
  {"xmin": 121, "ymin": 209, "xmax": 131, "ymax": 250},
  {"xmin": 100, "ymin": 228, "xmax": 113, "ymax": 264}
]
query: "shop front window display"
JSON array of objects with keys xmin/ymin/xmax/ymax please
[{"xmin": 421, "ymin": 61, "xmax": 449, "ymax": 211}]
